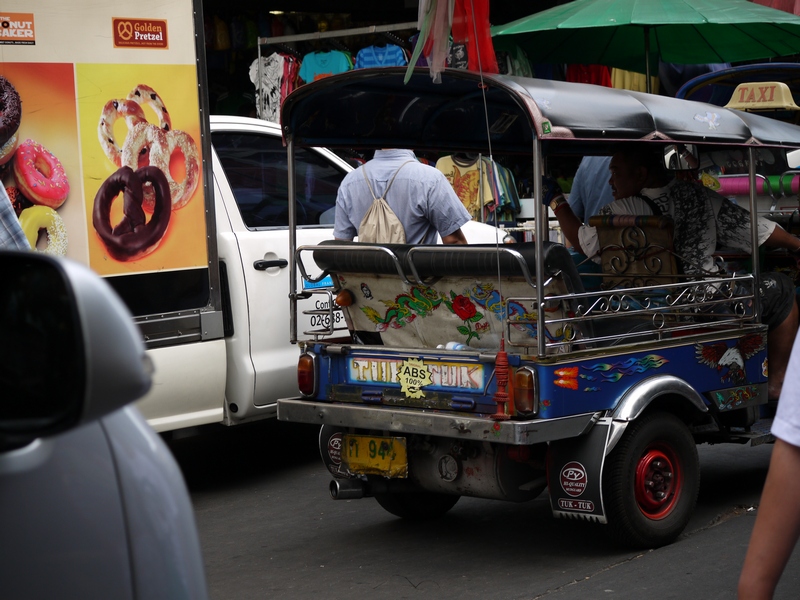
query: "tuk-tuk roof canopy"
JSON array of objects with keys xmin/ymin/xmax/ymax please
[{"xmin": 281, "ymin": 67, "xmax": 800, "ymax": 154}]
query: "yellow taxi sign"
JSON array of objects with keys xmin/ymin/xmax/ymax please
[{"xmin": 725, "ymin": 81, "xmax": 800, "ymax": 112}]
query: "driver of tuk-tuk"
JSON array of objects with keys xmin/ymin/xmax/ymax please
[{"xmin": 547, "ymin": 145, "xmax": 800, "ymax": 401}]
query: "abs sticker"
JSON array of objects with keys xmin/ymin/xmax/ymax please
[
  {"xmin": 560, "ymin": 461, "xmax": 588, "ymax": 497},
  {"xmin": 397, "ymin": 357, "xmax": 432, "ymax": 399}
]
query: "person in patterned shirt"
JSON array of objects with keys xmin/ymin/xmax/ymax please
[{"xmin": 549, "ymin": 145, "xmax": 800, "ymax": 400}]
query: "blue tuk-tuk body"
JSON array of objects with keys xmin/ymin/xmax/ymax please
[{"xmin": 277, "ymin": 68, "xmax": 800, "ymax": 548}]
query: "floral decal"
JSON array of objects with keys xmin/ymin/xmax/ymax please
[
  {"xmin": 468, "ymin": 283, "xmax": 571, "ymax": 343},
  {"xmin": 443, "ymin": 292, "xmax": 484, "ymax": 344}
]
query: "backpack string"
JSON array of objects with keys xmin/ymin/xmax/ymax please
[{"xmin": 361, "ymin": 160, "xmax": 415, "ymax": 202}]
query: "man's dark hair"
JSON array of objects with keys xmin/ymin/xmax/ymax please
[{"xmin": 612, "ymin": 143, "xmax": 666, "ymax": 175}]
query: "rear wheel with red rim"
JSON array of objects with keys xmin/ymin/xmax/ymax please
[{"xmin": 604, "ymin": 411, "xmax": 699, "ymax": 548}]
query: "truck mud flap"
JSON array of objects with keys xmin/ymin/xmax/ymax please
[{"xmin": 547, "ymin": 420, "xmax": 611, "ymax": 524}]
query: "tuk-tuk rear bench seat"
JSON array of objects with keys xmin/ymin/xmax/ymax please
[{"xmin": 306, "ymin": 241, "xmax": 586, "ymax": 352}]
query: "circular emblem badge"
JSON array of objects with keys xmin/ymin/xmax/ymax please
[
  {"xmin": 560, "ymin": 461, "xmax": 588, "ymax": 497},
  {"xmin": 327, "ymin": 432, "xmax": 342, "ymax": 465}
]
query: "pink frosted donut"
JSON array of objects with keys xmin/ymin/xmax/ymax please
[
  {"xmin": 98, "ymin": 99, "xmax": 146, "ymax": 166},
  {"xmin": 12, "ymin": 139, "xmax": 70, "ymax": 209}
]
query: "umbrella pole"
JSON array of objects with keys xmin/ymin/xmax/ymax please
[{"xmin": 645, "ymin": 26, "xmax": 651, "ymax": 94}]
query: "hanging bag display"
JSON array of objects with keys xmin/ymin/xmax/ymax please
[{"xmin": 357, "ymin": 160, "xmax": 414, "ymax": 243}]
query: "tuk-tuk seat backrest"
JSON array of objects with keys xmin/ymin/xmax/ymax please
[
  {"xmin": 587, "ymin": 215, "xmax": 680, "ymax": 290},
  {"xmin": 313, "ymin": 240, "xmax": 585, "ymax": 295}
]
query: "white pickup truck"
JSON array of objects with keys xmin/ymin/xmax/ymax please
[{"xmin": 139, "ymin": 116, "xmax": 506, "ymax": 432}]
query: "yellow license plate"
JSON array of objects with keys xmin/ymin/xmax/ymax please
[{"xmin": 342, "ymin": 434, "xmax": 408, "ymax": 478}]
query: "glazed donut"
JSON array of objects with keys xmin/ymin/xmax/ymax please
[
  {"xmin": 127, "ymin": 84, "xmax": 172, "ymax": 132},
  {"xmin": 121, "ymin": 122, "xmax": 199, "ymax": 211},
  {"xmin": 0, "ymin": 131, "xmax": 19, "ymax": 166},
  {"xmin": 0, "ymin": 75, "xmax": 21, "ymax": 147},
  {"xmin": 92, "ymin": 165, "xmax": 172, "ymax": 261},
  {"xmin": 98, "ymin": 99, "xmax": 146, "ymax": 166},
  {"xmin": 13, "ymin": 139, "xmax": 70, "ymax": 209},
  {"xmin": 18, "ymin": 205, "xmax": 68, "ymax": 256}
]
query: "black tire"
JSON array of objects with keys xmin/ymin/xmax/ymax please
[
  {"xmin": 603, "ymin": 411, "xmax": 699, "ymax": 549},
  {"xmin": 375, "ymin": 492, "xmax": 460, "ymax": 520}
]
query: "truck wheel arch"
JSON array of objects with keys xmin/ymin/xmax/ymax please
[{"xmin": 606, "ymin": 375, "xmax": 708, "ymax": 455}]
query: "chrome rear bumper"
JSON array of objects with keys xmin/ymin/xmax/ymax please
[{"xmin": 278, "ymin": 398, "xmax": 600, "ymax": 445}]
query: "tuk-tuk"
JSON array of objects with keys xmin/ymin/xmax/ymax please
[{"xmin": 277, "ymin": 67, "xmax": 800, "ymax": 548}]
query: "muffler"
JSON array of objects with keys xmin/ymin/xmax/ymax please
[{"xmin": 329, "ymin": 478, "xmax": 365, "ymax": 500}]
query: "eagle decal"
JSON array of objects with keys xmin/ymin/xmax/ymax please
[{"xmin": 695, "ymin": 334, "xmax": 766, "ymax": 385}]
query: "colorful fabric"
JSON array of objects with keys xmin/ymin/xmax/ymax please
[
  {"xmin": 436, "ymin": 154, "xmax": 496, "ymax": 219},
  {"xmin": 451, "ymin": 0, "xmax": 498, "ymax": 73},
  {"xmin": 354, "ymin": 44, "xmax": 408, "ymax": 69},
  {"xmin": 611, "ymin": 68, "xmax": 660, "ymax": 94},
  {"xmin": 299, "ymin": 50, "xmax": 351, "ymax": 84},
  {"xmin": 566, "ymin": 64, "xmax": 612, "ymax": 87}
]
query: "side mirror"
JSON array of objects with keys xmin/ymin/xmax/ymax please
[
  {"xmin": 0, "ymin": 252, "xmax": 152, "ymax": 450},
  {"xmin": 664, "ymin": 144, "xmax": 698, "ymax": 171}
]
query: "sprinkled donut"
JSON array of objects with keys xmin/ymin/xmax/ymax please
[
  {"xmin": 121, "ymin": 122, "xmax": 199, "ymax": 211},
  {"xmin": 19, "ymin": 205, "xmax": 68, "ymax": 256},
  {"xmin": 92, "ymin": 165, "xmax": 172, "ymax": 261},
  {"xmin": 0, "ymin": 75, "xmax": 22, "ymax": 147},
  {"xmin": 13, "ymin": 139, "xmax": 70, "ymax": 209},
  {"xmin": 127, "ymin": 84, "xmax": 172, "ymax": 132},
  {"xmin": 98, "ymin": 99, "xmax": 146, "ymax": 166}
]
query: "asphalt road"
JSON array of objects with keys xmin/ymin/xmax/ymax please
[{"xmin": 170, "ymin": 419, "xmax": 800, "ymax": 600}]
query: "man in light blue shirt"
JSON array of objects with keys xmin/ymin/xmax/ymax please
[
  {"xmin": 334, "ymin": 149, "xmax": 470, "ymax": 245},
  {"xmin": 0, "ymin": 186, "xmax": 29, "ymax": 250},
  {"xmin": 567, "ymin": 156, "xmax": 615, "ymax": 221}
]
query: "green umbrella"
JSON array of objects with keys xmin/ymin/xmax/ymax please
[{"xmin": 491, "ymin": 0, "xmax": 800, "ymax": 92}]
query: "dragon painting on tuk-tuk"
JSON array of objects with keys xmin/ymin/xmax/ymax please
[{"xmin": 277, "ymin": 67, "xmax": 800, "ymax": 549}]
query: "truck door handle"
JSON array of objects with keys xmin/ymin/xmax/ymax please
[{"xmin": 253, "ymin": 259, "xmax": 288, "ymax": 270}]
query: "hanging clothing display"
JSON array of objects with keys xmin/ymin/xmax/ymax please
[
  {"xmin": 451, "ymin": 0, "xmax": 499, "ymax": 73},
  {"xmin": 249, "ymin": 53, "xmax": 300, "ymax": 123},
  {"xmin": 354, "ymin": 44, "xmax": 408, "ymax": 69},
  {"xmin": 436, "ymin": 154, "xmax": 495, "ymax": 218},
  {"xmin": 566, "ymin": 64, "xmax": 612, "ymax": 87},
  {"xmin": 436, "ymin": 155, "xmax": 519, "ymax": 221},
  {"xmin": 298, "ymin": 50, "xmax": 352, "ymax": 84},
  {"xmin": 611, "ymin": 68, "xmax": 660, "ymax": 94}
]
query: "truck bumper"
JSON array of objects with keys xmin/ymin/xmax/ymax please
[{"xmin": 277, "ymin": 398, "xmax": 601, "ymax": 445}]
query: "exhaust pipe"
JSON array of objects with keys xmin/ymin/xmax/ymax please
[{"xmin": 330, "ymin": 478, "xmax": 365, "ymax": 500}]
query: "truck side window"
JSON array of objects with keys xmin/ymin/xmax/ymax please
[{"xmin": 212, "ymin": 131, "xmax": 345, "ymax": 228}]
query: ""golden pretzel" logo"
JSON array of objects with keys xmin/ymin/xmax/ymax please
[{"xmin": 117, "ymin": 20, "xmax": 133, "ymax": 41}]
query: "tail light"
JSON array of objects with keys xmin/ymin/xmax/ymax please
[
  {"xmin": 512, "ymin": 367, "xmax": 537, "ymax": 416},
  {"xmin": 298, "ymin": 352, "xmax": 318, "ymax": 397}
]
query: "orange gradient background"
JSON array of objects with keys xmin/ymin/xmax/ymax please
[
  {"xmin": 77, "ymin": 63, "xmax": 207, "ymax": 276},
  {"xmin": 0, "ymin": 63, "xmax": 85, "ymax": 262}
]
